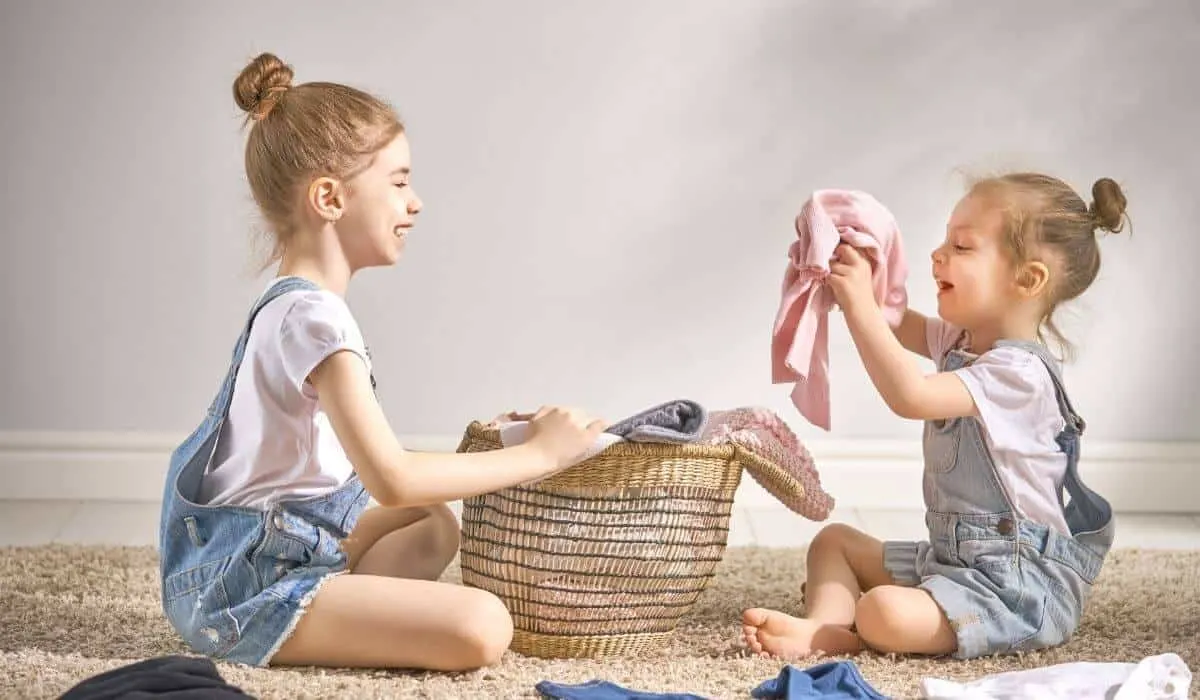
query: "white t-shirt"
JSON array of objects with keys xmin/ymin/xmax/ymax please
[
  {"xmin": 926, "ymin": 318, "xmax": 1071, "ymax": 535},
  {"xmin": 199, "ymin": 278, "xmax": 370, "ymax": 509}
]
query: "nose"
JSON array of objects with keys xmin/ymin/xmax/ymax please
[
  {"xmin": 408, "ymin": 190, "xmax": 423, "ymax": 215},
  {"xmin": 931, "ymin": 245, "xmax": 946, "ymax": 264}
]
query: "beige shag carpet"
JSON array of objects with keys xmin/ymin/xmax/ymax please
[{"xmin": 1, "ymin": 545, "xmax": 1196, "ymax": 699}]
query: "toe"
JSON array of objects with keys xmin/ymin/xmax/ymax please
[
  {"xmin": 742, "ymin": 608, "xmax": 770, "ymax": 627},
  {"xmin": 741, "ymin": 627, "xmax": 763, "ymax": 653}
]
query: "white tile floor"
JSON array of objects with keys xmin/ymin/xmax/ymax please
[{"xmin": 2, "ymin": 500, "xmax": 1199, "ymax": 550}]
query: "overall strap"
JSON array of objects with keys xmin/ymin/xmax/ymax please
[
  {"xmin": 994, "ymin": 340, "xmax": 1085, "ymax": 436},
  {"xmin": 205, "ymin": 277, "xmax": 320, "ymax": 419},
  {"xmin": 995, "ymin": 339, "xmax": 1113, "ymax": 551}
]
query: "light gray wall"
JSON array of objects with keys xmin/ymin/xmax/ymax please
[{"xmin": 1, "ymin": 0, "xmax": 1197, "ymax": 443}]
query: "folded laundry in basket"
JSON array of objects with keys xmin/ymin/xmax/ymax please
[
  {"xmin": 494, "ymin": 420, "xmax": 624, "ymax": 467},
  {"xmin": 702, "ymin": 407, "xmax": 834, "ymax": 521},
  {"xmin": 488, "ymin": 399, "xmax": 707, "ymax": 483},
  {"xmin": 604, "ymin": 399, "xmax": 708, "ymax": 443}
]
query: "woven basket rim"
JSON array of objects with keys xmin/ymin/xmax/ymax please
[
  {"xmin": 511, "ymin": 627, "xmax": 678, "ymax": 639},
  {"xmin": 461, "ymin": 420, "xmax": 741, "ymax": 459}
]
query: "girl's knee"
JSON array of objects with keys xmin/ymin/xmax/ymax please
[
  {"xmin": 854, "ymin": 586, "xmax": 955, "ymax": 655},
  {"xmin": 854, "ymin": 587, "xmax": 902, "ymax": 648},
  {"xmin": 402, "ymin": 504, "xmax": 461, "ymax": 572},
  {"xmin": 456, "ymin": 591, "xmax": 513, "ymax": 668},
  {"xmin": 810, "ymin": 522, "xmax": 864, "ymax": 555},
  {"xmin": 427, "ymin": 504, "xmax": 462, "ymax": 561}
]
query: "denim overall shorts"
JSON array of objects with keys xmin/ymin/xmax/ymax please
[
  {"xmin": 158, "ymin": 277, "xmax": 371, "ymax": 666},
  {"xmin": 882, "ymin": 339, "xmax": 1115, "ymax": 659}
]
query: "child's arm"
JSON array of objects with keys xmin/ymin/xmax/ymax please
[
  {"xmin": 892, "ymin": 309, "xmax": 932, "ymax": 359},
  {"xmin": 830, "ymin": 245, "xmax": 975, "ymax": 422},
  {"xmin": 310, "ymin": 350, "xmax": 604, "ymax": 508}
]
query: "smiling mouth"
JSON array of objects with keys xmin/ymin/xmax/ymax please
[{"xmin": 393, "ymin": 226, "xmax": 409, "ymax": 238}]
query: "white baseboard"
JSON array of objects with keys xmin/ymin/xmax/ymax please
[{"xmin": 1, "ymin": 431, "xmax": 1197, "ymax": 513}]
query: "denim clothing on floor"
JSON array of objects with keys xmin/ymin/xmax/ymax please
[
  {"xmin": 535, "ymin": 679, "xmax": 710, "ymax": 700},
  {"xmin": 751, "ymin": 662, "xmax": 888, "ymax": 699}
]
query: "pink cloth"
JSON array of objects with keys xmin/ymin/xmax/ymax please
[
  {"xmin": 701, "ymin": 407, "xmax": 833, "ymax": 520},
  {"xmin": 771, "ymin": 189, "xmax": 909, "ymax": 430}
]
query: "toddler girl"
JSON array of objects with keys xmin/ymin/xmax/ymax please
[{"xmin": 743, "ymin": 172, "xmax": 1127, "ymax": 660}]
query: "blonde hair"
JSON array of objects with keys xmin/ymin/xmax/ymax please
[
  {"xmin": 233, "ymin": 52, "xmax": 404, "ymax": 264},
  {"xmin": 966, "ymin": 172, "xmax": 1130, "ymax": 360}
]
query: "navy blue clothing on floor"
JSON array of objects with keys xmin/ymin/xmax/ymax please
[
  {"xmin": 535, "ymin": 679, "xmax": 711, "ymax": 700},
  {"xmin": 751, "ymin": 662, "xmax": 888, "ymax": 699},
  {"xmin": 535, "ymin": 662, "xmax": 886, "ymax": 700},
  {"xmin": 57, "ymin": 655, "xmax": 253, "ymax": 699}
]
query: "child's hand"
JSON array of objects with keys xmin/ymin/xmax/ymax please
[
  {"xmin": 526, "ymin": 406, "xmax": 608, "ymax": 470},
  {"xmin": 829, "ymin": 244, "xmax": 875, "ymax": 314}
]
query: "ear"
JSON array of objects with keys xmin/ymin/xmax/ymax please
[
  {"xmin": 306, "ymin": 177, "xmax": 345, "ymax": 224},
  {"xmin": 1015, "ymin": 260, "xmax": 1051, "ymax": 298}
]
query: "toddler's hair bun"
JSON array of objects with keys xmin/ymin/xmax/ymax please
[{"xmin": 1090, "ymin": 177, "xmax": 1127, "ymax": 233}]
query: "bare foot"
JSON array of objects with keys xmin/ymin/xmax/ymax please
[{"xmin": 741, "ymin": 608, "xmax": 862, "ymax": 659}]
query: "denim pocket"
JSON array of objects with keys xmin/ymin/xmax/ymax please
[
  {"xmin": 162, "ymin": 557, "xmax": 239, "ymax": 658},
  {"xmin": 1005, "ymin": 564, "xmax": 1074, "ymax": 653},
  {"xmin": 250, "ymin": 528, "xmax": 309, "ymax": 594},
  {"xmin": 1006, "ymin": 589, "xmax": 1049, "ymax": 652},
  {"xmin": 1033, "ymin": 569, "xmax": 1085, "ymax": 648},
  {"xmin": 953, "ymin": 520, "xmax": 1017, "ymax": 570},
  {"xmin": 923, "ymin": 418, "xmax": 961, "ymax": 474},
  {"xmin": 251, "ymin": 510, "xmax": 347, "ymax": 594}
]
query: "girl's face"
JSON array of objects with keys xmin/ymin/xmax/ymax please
[
  {"xmin": 930, "ymin": 194, "xmax": 1021, "ymax": 330},
  {"xmin": 336, "ymin": 133, "xmax": 423, "ymax": 270}
]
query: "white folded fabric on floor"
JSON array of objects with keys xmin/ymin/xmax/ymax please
[{"xmin": 921, "ymin": 652, "xmax": 1192, "ymax": 699}]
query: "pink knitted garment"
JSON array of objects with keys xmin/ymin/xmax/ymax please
[
  {"xmin": 771, "ymin": 189, "xmax": 909, "ymax": 430},
  {"xmin": 701, "ymin": 407, "xmax": 833, "ymax": 521}
]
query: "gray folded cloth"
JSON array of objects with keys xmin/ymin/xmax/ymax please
[{"xmin": 604, "ymin": 399, "xmax": 708, "ymax": 444}]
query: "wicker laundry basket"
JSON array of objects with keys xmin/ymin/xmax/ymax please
[{"xmin": 455, "ymin": 420, "xmax": 799, "ymax": 659}]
